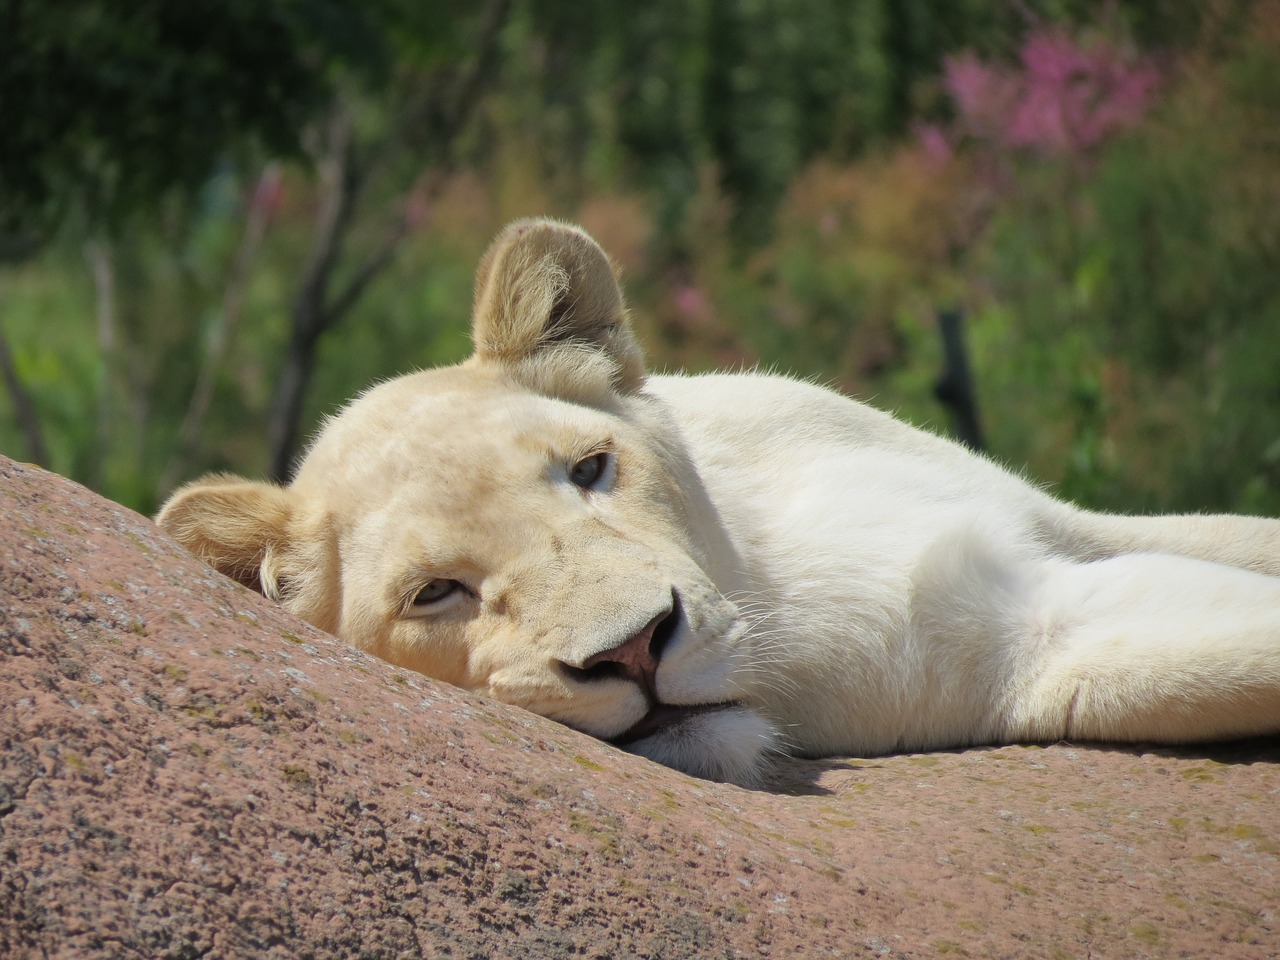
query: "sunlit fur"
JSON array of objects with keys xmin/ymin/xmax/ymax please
[{"xmin": 159, "ymin": 218, "xmax": 1280, "ymax": 786}]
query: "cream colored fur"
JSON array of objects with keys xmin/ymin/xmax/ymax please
[{"xmin": 158, "ymin": 218, "xmax": 1280, "ymax": 785}]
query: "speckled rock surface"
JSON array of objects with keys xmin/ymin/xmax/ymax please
[{"xmin": 2, "ymin": 453, "xmax": 1278, "ymax": 959}]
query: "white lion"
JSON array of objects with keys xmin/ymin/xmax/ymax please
[{"xmin": 158, "ymin": 219, "xmax": 1280, "ymax": 785}]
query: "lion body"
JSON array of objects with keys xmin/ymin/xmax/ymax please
[{"xmin": 159, "ymin": 220, "xmax": 1280, "ymax": 784}]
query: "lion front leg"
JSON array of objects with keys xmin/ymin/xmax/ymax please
[{"xmin": 1003, "ymin": 553, "xmax": 1280, "ymax": 745}]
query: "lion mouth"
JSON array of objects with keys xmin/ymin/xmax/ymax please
[{"xmin": 612, "ymin": 701, "xmax": 741, "ymax": 745}]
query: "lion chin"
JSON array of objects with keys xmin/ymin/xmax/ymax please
[
  {"xmin": 614, "ymin": 705, "xmax": 781, "ymax": 787},
  {"xmin": 159, "ymin": 217, "xmax": 1280, "ymax": 786}
]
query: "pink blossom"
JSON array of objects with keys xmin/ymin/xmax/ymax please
[
  {"xmin": 943, "ymin": 30, "xmax": 1161, "ymax": 157},
  {"xmin": 944, "ymin": 53, "xmax": 1022, "ymax": 140},
  {"xmin": 674, "ymin": 285, "xmax": 707, "ymax": 317},
  {"xmin": 944, "ymin": 52, "xmax": 998, "ymax": 120},
  {"xmin": 916, "ymin": 124, "xmax": 954, "ymax": 165},
  {"xmin": 1020, "ymin": 32, "xmax": 1093, "ymax": 86}
]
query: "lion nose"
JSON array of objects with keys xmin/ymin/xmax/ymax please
[{"xmin": 562, "ymin": 598, "xmax": 680, "ymax": 700}]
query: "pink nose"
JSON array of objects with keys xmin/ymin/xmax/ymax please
[{"xmin": 579, "ymin": 612, "xmax": 668, "ymax": 700}]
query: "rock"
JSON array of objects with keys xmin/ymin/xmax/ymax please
[{"xmin": 1, "ymin": 453, "xmax": 1277, "ymax": 959}]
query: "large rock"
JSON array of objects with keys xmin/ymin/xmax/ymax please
[{"xmin": 1, "ymin": 453, "xmax": 1277, "ymax": 959}]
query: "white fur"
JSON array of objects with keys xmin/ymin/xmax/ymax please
[
  {"xmin": 158, "ymin": 219, "xmax": 1280, "ymax": 786},
  {"xmin": 642, "ymin": 371, "xmax": 1280, "ymax": 779}
]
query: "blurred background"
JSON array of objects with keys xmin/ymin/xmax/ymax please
[{"xmin": 2, "ymin": 0, "xmax": 1278, "ymax": 517}]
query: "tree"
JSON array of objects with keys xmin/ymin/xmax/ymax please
[
  {"xmin": 4, "ymin": 0, "xmax": 1254, "ymax": 512},
  {"xmin": 264, "ymin": 0, "xmax": 512, "ymax": 480},
  {"xmin": 0, "ymin": 0, "xmax": 392, "ymax": 468},
  {"xmin": 0, "ymin": 0, "xmax": 390, "ymax": 248},
  {"xmin": 0, "ymin": 0, "xmax": 512, "ymax": 485}
]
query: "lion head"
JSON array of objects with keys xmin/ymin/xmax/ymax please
[{"xmin": 158, "ymin": 220, "xmax": 778, "ymax": 783}]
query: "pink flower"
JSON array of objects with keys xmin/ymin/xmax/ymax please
[
  {"xmin": 917, "ymin": 124, "xmax": 954, "ymax": 165},
  {"xmin": 943, "ymin": 30, "xmax": 1161, "ymax": 157},
  {"xmin": 674, "ymin": 285, "xmax": 707, "ymax": 317},
  {"xmin": 944, "ymin": 53, "xmax": 1022, "ymax": 139}
]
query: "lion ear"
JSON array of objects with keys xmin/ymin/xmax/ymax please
[
  {"xmin": 470, "ymin": 218, "xmax": 644, "ymax": 394},
  {"xmin": 155, "ymin": 474, "xmax": 300, "ymax": 595}
]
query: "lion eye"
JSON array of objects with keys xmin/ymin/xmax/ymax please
[
  {"xmin": 570, "ymin": 452, "xmax": 610, "ymax": 490},
  {"xmin": 412, "ymin": 579, "xmax": 460, "ymax": 607}
]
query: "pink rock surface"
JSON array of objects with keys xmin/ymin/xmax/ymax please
[{"xmin": 1, "ymin": 453, "xmax": 1278, "ymax": 959}]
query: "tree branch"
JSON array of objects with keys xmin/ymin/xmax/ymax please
[
  {"xmin": 159, "ymin": 163, "xmax": 281, "ymax": 496},
  {"xmin": 438, "ymin": 0, "xmax": 512, "ymax": 148},
  {"xmin": 933, "ymin": 307, "xmax": 986, "ymax": 452},
  {"xmin": 86, "ymin": 239, "xmax": 116, "ymax": 490},
  {"xmin": 264, "ymin": 0, "xmax": 513, "ymax": 482},
  {"xmin": 265, "ymin": 113, "xmax": 361, "ymax": 481}
]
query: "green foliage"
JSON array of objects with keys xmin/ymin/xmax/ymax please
[
  {"xmin": 0, "ymin": 0, "xmax": 398, "ymax": 248},
  {"xmin": 649, "ymin": 2, "xmax": 1280, "ymax": 514},
  {"xmin": 1077, "ymin": 11, "xmax": 1280, "ymax": 511},
  {"xmin": 2, "ymin": 0, "xmax": 1278, "ymax": 523},
  {"xmin": 488, "ymin": 0, "xmax": 1139, "ymax": 253},
  {"xmin": 944, "ymin": 4, "xmax": 1280, "ymax": 513}
]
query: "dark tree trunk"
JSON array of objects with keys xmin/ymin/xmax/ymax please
[
  {"xmin": 267, "ymin": 324, "xmax": 322, "ymax": 482},
  {"xmin": 262, "ymin": 0, "xmax": 512, "ymax": 483},
  {"xmin": 933, "ymin": 307, "xmax": 986, "ymax": 453}
]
